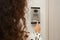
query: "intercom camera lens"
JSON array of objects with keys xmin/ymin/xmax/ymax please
[{"xmin": 34, "ymin": 10, "xmax": 38, "ymax": 12}]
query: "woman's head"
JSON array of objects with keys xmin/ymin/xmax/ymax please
[{"xmin": 0, "ymin": 0, "xmax": 27, "ymax": 40}]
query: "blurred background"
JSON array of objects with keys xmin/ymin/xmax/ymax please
[{"xmin": 25, "ymin": 0, "xmax": 60, "ymax": 40}]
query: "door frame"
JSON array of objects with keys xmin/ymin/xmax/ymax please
[{"xmin": 45, "ymin": 0, "xmax": 49, "ymax": 40}]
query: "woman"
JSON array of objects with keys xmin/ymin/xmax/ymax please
[{"xmin": 0, "ymin": 0, "xmax": 27, "ymax": 40}]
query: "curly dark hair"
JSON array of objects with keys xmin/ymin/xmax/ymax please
[{"xmin": 0, "ymin": 0, "xmax": 27, "ymax": 40}]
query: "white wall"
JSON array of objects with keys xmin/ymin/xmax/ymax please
[
  {"xmin": 26, "ymin": 0, "xmax": 48, "ymax": 40},
  {"xmin": 49, "ymin": 0, "xmax": 60, "ymax": 40}
]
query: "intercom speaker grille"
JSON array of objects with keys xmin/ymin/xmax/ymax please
[{"xmin": 31, "ymin": 7, "xmax": 40, "ymax": 24}]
